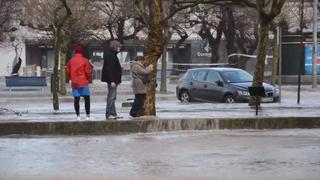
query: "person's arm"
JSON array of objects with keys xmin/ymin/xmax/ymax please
[
  {"xmin": 135, "ymin": 64, "xmax": 153, "ymax": 75},
  {"xmin": 85, "ymin": 60, "xmax": 92, "ymax": 82},
  {"xmin": 66, "ymin": 62, "xmax": 71, "ymax": 79}
]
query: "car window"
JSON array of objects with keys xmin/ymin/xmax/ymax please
[
  {"xmin": 221, "ymin": 70, "xmax": 253, "ymax": 83},
  {"xmin": 180, "ymin": 72, "xmax": 189, "ymax": 80},
  {"xmin": 205, "ymin": 71, "xmax": 220, "ymax": 83},
  {"xmin": 192, "ymin": 71, "xmax": 207, "ymax": 81}
]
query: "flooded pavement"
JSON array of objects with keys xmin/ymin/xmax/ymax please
[
  {"xmin": 0, "ymin": 129, "xmax": 320, "ymax": 179},
  {"xmin": 1, "ymin": 88, "xmax": 320, "ymax": 121},
  {"xmin": 1, "ymin": 99, "xmax": 320, "ymax": 122},
  {"xmin": 1, "ymin": 82, "xmax": 320, "ymax": 121}
]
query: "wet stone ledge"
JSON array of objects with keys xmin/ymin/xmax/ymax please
[{"xmin": 0, "ymin": 117, "xmax": 320, "ymax": 136}]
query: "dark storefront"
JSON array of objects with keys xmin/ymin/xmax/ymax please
[
  {"xmin": 24, "ymin": 38, "xmax": 217, "ymax": 79},
  {"xmin": 282, "ymin": 33, "xmax": 320, "ymax": 75},
  {"xmin": 281, "ymin": 35, "xmax": 304, "ymax": 75}
]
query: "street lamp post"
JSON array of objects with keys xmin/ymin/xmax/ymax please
[
  {"xmin": 278, "ymin": 26, "xmax": 282, "ymax": 103},
  {"xmin": 312, "ymin": 0, "xmax": 318, "ymax": 88}
]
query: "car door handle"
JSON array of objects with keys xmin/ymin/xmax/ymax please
[{"xmin": 204, "ymin": 84, "xmax": 207, "ymax": 88}]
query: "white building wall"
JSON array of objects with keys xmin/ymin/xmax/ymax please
[
  {"xmin": 0, "ymin": 25, "xmax": 42, "ymax": 77},
  {"xmin": 0, "ymin": 43, "xmax": 26, "ymax": 77}
]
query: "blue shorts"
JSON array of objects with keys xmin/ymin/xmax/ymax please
[{"xmin": 72, "ymin": 86, "xmax": 90, "ymax": 97}]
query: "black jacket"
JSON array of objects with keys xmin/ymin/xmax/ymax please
[{"xmin": 101, "ymin": 49, "xmax": 122, "ymax": 84}]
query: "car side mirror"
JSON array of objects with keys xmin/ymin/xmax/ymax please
[{"xmin": 215, "ymin": 80, "xmax": 224, "ymax": 87}]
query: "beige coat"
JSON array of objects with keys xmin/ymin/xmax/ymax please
[{"xmin": 130, "ymin": 61, "xmax": 152, "ymax": 94}]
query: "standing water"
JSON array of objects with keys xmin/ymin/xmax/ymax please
[{"xmin": 0, "ymin": 129, "xmax": 320, "ymax": 179}]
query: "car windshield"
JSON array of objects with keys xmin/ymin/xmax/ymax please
[{"xmin": 220, "ymin": 69, "xmax": 253, "ymax": 83}]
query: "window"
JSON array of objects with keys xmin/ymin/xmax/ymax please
[
  {"xmin": 206, "ymin": 71, "xmax": 220, "ymax": 83},
  {"xmin": 180, "ymin": 72, "xmax": 189, "ymax": 80},
  {"xmin": 137, "ymin": 52, "xmax": 143, "ymax": 56},
  {"xmin": 91, "ymin": 51, "xmax": 103, "ymax": 62},
  {"xmin": 117, "ymin": 51, "xmax": 129, "ymax": 63},
  {"xmin": 221, "ymin": 70, "xmax": 253, "ymax": 83},
  {"xmin": 192, "ymin": 70, "xmax": 207, "ymax": 81}
]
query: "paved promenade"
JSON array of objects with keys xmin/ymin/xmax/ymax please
[
  {"xmin": 0, "ymin": 78, "xmax": 320, "ymax": 135},
  {"xmin": 1, "ymin": 78, "xmax": 320, "ymax": 122}
]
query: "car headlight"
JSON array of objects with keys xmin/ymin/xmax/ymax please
[{"xmin": 237, "ymin": 91, "xmax": 250, "ymax": 96}]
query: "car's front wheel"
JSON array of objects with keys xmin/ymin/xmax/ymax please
[
  {"xmin": 223, "ymin": 95, "xmax": 236, "ymax": 103},
  {"xmin": 180, "ymin": 90, "xmax": 191, "ymax": 103}
]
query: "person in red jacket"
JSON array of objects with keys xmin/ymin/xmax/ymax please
[{"xmin": 66, "ymin": 45, "xmax": 92, "ymax": 120}]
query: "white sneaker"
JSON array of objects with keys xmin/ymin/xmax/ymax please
[
  {"xmin": 115, "ymin": 115, "xmax": 123, "ymax": 119},
  {"xmin": 108, "ymin": 115, "xmax": 123, "ymax": 119},
  {"xmin": 108, "ymin": 115, "xmax": 116, "ymax": 119},
  {"xmin": 85, "ymin": 116, "xmax": 95, "ymax": 121},
  {"xmin": 77, "ymin": 116, "xmax": 81, "ymax": 121}
]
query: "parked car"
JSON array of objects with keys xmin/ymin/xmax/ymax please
[{"xmin": 176, "ymin": 67, "xmax": 279, "ymax": 103}]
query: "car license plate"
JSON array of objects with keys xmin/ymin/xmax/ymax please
[{"xmin": 261, "ymin": 97, "xmax": 273, "ymax": 102}]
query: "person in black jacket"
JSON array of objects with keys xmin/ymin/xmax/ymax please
[{"xmin": 101, "ymin": 40, "xmax": 123, "ymax": 119}]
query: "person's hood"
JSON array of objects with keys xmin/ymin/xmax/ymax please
[
  {"xmin": 130, "ymin": 60, "xmax": 144, "ymax": 68},
  {"xmin": 109, "ymin": 40, "xmax": 122, "ymax": 52}
]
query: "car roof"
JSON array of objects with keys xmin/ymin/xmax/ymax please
[{"xmin": 187, "ymin": 67, "xmax": 242, "ymax": 72}]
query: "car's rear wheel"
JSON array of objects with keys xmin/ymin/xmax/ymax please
[
  {"xmin": 223, "ymin": 95, "xmax": 235, "ymax": 103},
  {"xmin": 180, "ymin": 90, "xmax": 191, "ymax": 103}
]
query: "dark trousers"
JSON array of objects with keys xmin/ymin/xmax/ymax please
[
  {"xmin": 130, "ymin": 94, "xmax": 146, "ymax": 117},
  {"xmin": 74, "ymin": 95, "xmax": 90, "ymax": 116}
]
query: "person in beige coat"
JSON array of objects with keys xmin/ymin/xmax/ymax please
[{"xmin": 129, "ymin": 56, "xmax": 153, "ymax": 117}]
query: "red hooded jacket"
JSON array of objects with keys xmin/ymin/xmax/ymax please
[{"xmin": 66, "ymin": 53, "xmax": 92, "ymax": 88}]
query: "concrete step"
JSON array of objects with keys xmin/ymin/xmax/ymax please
[{"xmin": 1, "ymin": 117, "xmax": 319, "ymax": 136}]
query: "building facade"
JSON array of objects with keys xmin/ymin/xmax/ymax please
[{"xmin": 19, "ymin": 38, "xmax": 229, "ymax": 79}]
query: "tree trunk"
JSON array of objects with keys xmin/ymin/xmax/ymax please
[
  {"xmin": 250, "ymin": 21, "xmax": 270, "ymax": 106},
  {"xmin": 143, "ymin": 0, "xmax": 164, "ymax": 116},
  {"xmin": 238, "ymin": 23, "xmax": 258, "ymax": 69},
  {"xmin": 160, "ymin": 28, "xmax": 172, "ymax": 93},
  {"xmin": 160, "ymin": 46, "xmax": 167, "ymax": 92},
  {"xmin": 51, "ymin": 0, "xmax": 71, "ymax": 110},
  {"xmin": 199, "ymin": 21, "xmax": 222, "ymax": 64},
  {"xmin": 210, "ymin": 42, "xmax": 220, "ymax": 64},
  {"xmin": 52, "ymin": 30, "xmax": 62, "ymax": 110},
  {"xmin": 59, "ymin": 31, "xmax": 68, "ymax": 95},
  {"xmin": 271, "ymin": 29, "xmax": 279, "ymax": 85},
  {"xmin": 222, "ymin": 7, "xmax": 238, "ymax": 66},
  {"xmin": 253, "ymin": 21, "xmax": 269, "ymax": 87}
]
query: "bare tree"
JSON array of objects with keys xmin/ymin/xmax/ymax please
[
  {"xmin": 175, "ymin": 0, "xmax": 285, "ymax": 106},
  {"xmin": 270, "ymin": 1, "xmax": 311, "ymax": 85},
  {"xmin": 135, "ymin": 0, "xmax": 225, "ymax": 115},
  {"xmin": 173, "ymin": 4, "xmax": 223, "ymax": 63},
  {"xmin": 240, "ymin": 0, "xmax": 286, "ymax": 105},
  {"xmin": 135, "ymin": 0, "xmax": 165, "ymax": 115},
  {"xmin": 234, "ymin": 7, "xmax": 259, "ymax": 69},
  {"xmin": 22, "ymin": 0, "xmax": 71, "ymax": 110},
  {"xmin": 60, "ymin": 0, "xmax": 102, "ymax": 95},
  {"xmin": 23, "ymin": 0, "xmax": 146, "ymax": 110},
  {"xmin": 0, "ymin": 0, "xmax": 20, "ymax": 44},
  {"xmin": 171, "ymin": 3, "xmax": 258, "ymax": 68},
  {"xmin": 93, "ymin": 0, "xmax": 143, "ymax": 45},
  {"xmin": 51, "ymin": 0, "xmax": 72, "ymax": 109}
]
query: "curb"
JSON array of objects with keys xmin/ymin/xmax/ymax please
[{"xmin": 0, "ymin": 117, "xmax": 320, "ymax": 136}]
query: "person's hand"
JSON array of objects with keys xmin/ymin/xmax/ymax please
[
  {"xmin": 148, "ymin": 64, "xmax": 154, "ymax": 71},
  {"xmin": 111, "ymin": 82, "xmax": 116, "ymax": 87}
]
